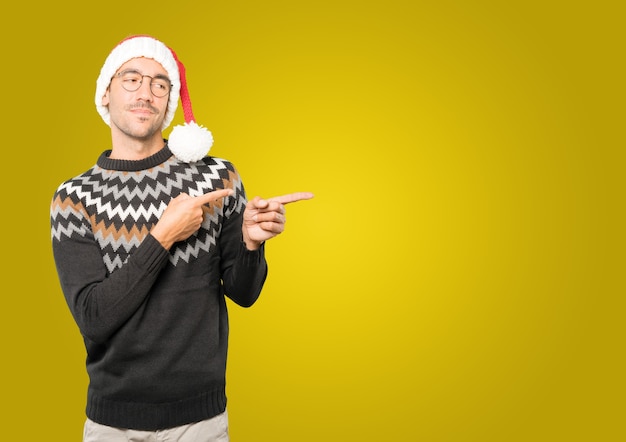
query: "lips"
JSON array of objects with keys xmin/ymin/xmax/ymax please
[
  {"xmin": 127, "ymin": 103, "xmax": 158, "ymax": 114},
  {"xmin": 131, "ymin": 107, "xmax": 154, "ymax": 115}
]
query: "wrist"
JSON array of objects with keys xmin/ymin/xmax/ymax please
[
  {"xmin": 150, "ymin": 225, "xmax": 174, "ymax": 250},
  {"xmin": 242, "ymin": 226, "xmax": 264, "ymax": 250},
  {"xmin": 243, "ymin": 238, "xmax": 263, "ymax": 251}
]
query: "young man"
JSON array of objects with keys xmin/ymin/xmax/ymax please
[{"xmin": 50, "ymin": 35, "xmax": 312, "ymax": 441}]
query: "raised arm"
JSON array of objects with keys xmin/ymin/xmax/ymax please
[{"xmin": 51, "ymin": 188, "xmax": 233, "ymax": 343}]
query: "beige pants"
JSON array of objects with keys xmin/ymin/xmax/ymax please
[{"xmin": 83, "ymin": 410, "xmax": 229, "ymax": 442}]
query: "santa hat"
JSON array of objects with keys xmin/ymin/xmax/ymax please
[{"xmin": 95, "ymin": 35, "xmax": 213, "ymax": 162}]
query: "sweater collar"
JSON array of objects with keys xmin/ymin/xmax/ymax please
[{"xmin": 97, "ymin": 142, "xmax": 174, "ymax": 172}]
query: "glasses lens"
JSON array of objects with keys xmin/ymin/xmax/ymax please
[
  {"xmin": 151, "ymin": 79, "xmax": 171, "ymax": 97},
  {"xmin": 119, "ymin": 71, "xmax": 143, "ymax": 92}
]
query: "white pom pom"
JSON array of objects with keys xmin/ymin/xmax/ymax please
[{"xmin": 168, "ymin": 121, "xmax": 214, "ymax": 162}]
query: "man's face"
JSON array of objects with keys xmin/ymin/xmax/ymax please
[{"xmin": 102, "ymin": 57, "xmax": 171, "ymax": 142}]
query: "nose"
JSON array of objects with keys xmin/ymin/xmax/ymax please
[{"xmin": 136, "ymin": 77, "xmax": 154, "ymax": 100}]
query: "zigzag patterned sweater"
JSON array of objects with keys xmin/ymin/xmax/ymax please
[{"xmin": 50, "ymin": 145, "xmax": 267, "ymax": 430}]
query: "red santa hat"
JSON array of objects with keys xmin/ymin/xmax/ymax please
[{"xmin": 95, "ymin": 35, "xmax": 213, "ymax": 162}]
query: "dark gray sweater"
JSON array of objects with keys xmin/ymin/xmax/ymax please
[{"xmin": 50, "ymin": 145, "xmax": 267, "ymax": 430}]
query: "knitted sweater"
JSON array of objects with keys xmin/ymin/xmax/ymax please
[{"xmin": 50, "ymin": 145, "xmax": 267, "ymax": 430}]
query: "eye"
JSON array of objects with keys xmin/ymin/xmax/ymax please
[
  {"xmin": 152, "ymin": 80, "xmax": 171, "ymax": 94},
  {"xmin": 121, "ymin": 72, "xmax": 142, "ymax": 83}
]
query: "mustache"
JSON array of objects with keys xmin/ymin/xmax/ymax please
[{"xmin": 125, "ymin": 103, "xmax": 159, "ymax": 113}]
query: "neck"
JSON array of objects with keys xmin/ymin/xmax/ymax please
[{"xmin": 109, "ymin": 131, "xmax": 166, "ymax": 160}]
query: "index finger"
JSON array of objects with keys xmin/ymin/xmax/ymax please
[
  {"xmin": 193, "ymin": 188, "xmax": 234, "ymax": 206},
  {"xmin": 268, "ymin": 192, "xmax": 315, "ymax": 205}
]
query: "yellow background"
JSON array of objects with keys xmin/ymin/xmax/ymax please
[{"xmin": 1, "ymin": 0, "xmax": 623, "ymax": 440}]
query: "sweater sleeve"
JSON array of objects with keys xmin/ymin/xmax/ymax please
[
  {"xmin": 51, "ymin": 189, "xmax": 170, "ymax": 344},
  {"xmin": 218, "ymin": 182, "xmax": 268, "ymax": 308}
]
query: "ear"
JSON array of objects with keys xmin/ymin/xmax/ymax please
[{"xmin": 101, "ymin": 89, "xmax": 110, "ymax": 107}]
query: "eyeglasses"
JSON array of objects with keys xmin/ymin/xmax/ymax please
[{"xmin": 114, "ymin": 69, "xmax": 172, "ymax": 97}]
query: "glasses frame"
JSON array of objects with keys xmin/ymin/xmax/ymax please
[{"xmin": 113, "ymin": 69, "xmax": 172, "ymax": 98}]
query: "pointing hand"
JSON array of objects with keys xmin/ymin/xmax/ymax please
[
  {"xmin": 243, "ymin": 192, "xmax": 314, "ymax": 250},
  {"xmin": 152, "ymin": 188, "xmax": 234, "ymax": 249}
]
